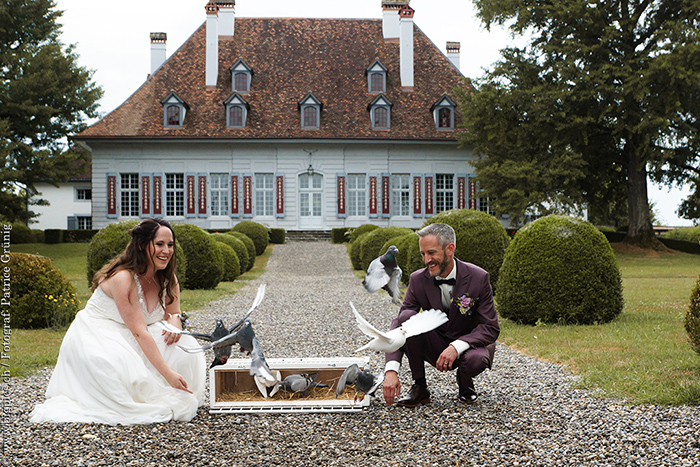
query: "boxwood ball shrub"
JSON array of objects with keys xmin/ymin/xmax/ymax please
[
  {"xmin": 227, "ymin": 231, "xmax": 256, "ymax": 271},
  {"xmin": 269, "ymin": 228, "xmax": 286, "ymax": 244},
  {"xmin": 687, "ymin": 279, "xmax": 700, "ymax": 355},
  {"xmin": 10, "ymin": 253, "xmax": 79, "ymax": 329},
  {"xmin": 497, "ymin": 215, "xmax": 624, "ymax": 325},
  {"xmin": 215, "ymin": 241, "xmax": 241, "ymax": 282},
  {"xmin": 232, "ymin": 221, "xmax": 268, "ymax": 255},
  {"xmin": 86, "ymin": 220, "xmax": 139, "ymax": 284},
  {"xmin": 423, "ymin": 209, "xmax": 510, "ymax": 291},
  {"xmin": 211, "ymin": 233, "xmax": 249, "ymax": 273},
  {"xmin": 172, "ymin": 223, "xmax": 223, "ymax": 290},
  {"xmin": 350, "ymin": 224, "xmax": 379, "ymax": 244},
  {"xmin": 359, "ymin": 226, "xmax": 414, "ymax": 271},
  {"xmin": 87, "ymin": 220, "xmax": 186, "ymax": 287}
]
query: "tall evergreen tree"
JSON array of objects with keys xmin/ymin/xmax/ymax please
[
  {"xmin": 459, "ymin": 0, "xmax": 700, "ymax": 246},
  {"xmin": 0, "ymin": 0, "xmax": 102, "ymax": 223}
]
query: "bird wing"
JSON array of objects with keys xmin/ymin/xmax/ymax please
[
  {"xmin": 250, "ymin": 337, "xmax": 276, "ymax": 384},
  {"xmin": 399, "ymin": 308, "xmax": 448, "ymax": 338},
  {"xmin": 363, "ymin": 257, "xmax": 390, "ymax": 293},
  {"xmin": 184, "ymin": 332, "xmax": 213, "ymax": 342},
  {"xmin": 385, "ymin": 268, "xmax": 403, "ymax": 304},
  {"xmin": 350, "ymin": 302, "xmax": 390, "ymax": 341},
  {"xmin": 335, "ymin": 363, "xmax": 359, "ymax": 397},
  {"xmin": 227, "ymin": 283, "xmax": 266, "ymax": 333}
]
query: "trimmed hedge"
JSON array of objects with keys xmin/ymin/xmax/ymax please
[
  {"xmin": 350, "ymin": 224, "xmax": 379, "ymax": 243},
  {"xmin": 688, "ymin": 278, "xmax": 700, "ymax": 355},
  {"xmin": 497, "ymin": 215, "xmax": 624, "ymax": 325},
  {"xmin": 45, "ymin": 229, "xmax": 63, "ymax": 244},
  {"xmin": 211, "ymin": 233, "xmax": 249, "ymax": 273},
  {"xmin": 664, "ymin": 226, "xmax": 700, "ymax": 243},
  {"xmin": 9, "ymin": 223, "xmax": 35, "ymax": 244},
  {"xmin": 215, "ymin": 241, "xmax": 241, "ymax": 282},
  {"xmin": 358, "ymin": 226, "xmax": 414, "ymax": 272},
  {"xmin": 422, "ymin": 209, "xmax": 510, "ymax": 291},
  {"xmin": 232, "ymin": 221, "xmax": 269, "ymax": 255},
  {"xmin": 227, "ymin": 231, "xmax": 256, "ymax": 270},
  {"xmin": 86, "ymin": 220, "xmax": 139, "ymax": 285},
  {"xmin": 10, "ymin": 253, "xmax": 79, "ymax": 329},
  {"xmin": 87, "ymin": 220, "xmax": 187, "ymax": 287},
  {"xmin": 63, "ymin": 229, "xmax": 99, "ymax": 243},
  {"xmin": 269, "ymin": 228, "xmax": 286, "ymax": 244},
  {"xmin": 172, "ymin": 223, "xmax": 223, "ymax": 290},
  {"xmin": 331, "ymin": 228, "xmax": 351, "ymax": 244}
]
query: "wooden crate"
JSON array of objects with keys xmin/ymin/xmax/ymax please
[{"xmin": 209, "ymin": 357, "xmax": 372, "ymax": 414}]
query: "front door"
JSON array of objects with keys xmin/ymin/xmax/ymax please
[{"xmin": 299, "ymin": 173, "xmax": 323, "ymax": 229}]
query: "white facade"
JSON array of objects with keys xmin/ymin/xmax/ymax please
[
  {"xmin": 33, "ymin": 181, "xmax": 93, "ymax": 230},
  {"xmin": 88, "ymin": 140, "xmax": 477, "ymax": 230}
]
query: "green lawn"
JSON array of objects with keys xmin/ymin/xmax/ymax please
[
  {"xmin": 498, "ymin": 244, "xmax": 700, "ymax": 405},
  {"xmin": 11, "ymin": 242, "xmax": 272, "ymax": 377}
]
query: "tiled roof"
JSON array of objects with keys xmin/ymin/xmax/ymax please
[{"xmin": 78, "ymin": 18, "xmax": 466, "ymax": 141}]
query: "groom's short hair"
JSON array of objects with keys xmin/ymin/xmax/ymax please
[{"xmin": 416, "ymin": 223, "xmax": 456, "ymax": 249}]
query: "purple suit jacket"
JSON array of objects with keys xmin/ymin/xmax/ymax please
[{"xmin": 385, "ymin": 258, "xmax": 500, "ymax": 364}]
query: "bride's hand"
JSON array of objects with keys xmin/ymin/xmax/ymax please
[
  {"xmin": 166, "ymin": 370, "xmax": 193, "ymax": 393},
  {"xmin": 161, "ymin": 328, "xmax": 181, "ymax": 346}
]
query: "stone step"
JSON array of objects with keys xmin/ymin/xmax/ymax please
[{"xmin": 285, "ymin": 230, "xmax": 332, "ymax": 242}]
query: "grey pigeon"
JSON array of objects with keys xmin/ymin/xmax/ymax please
[
  {"xmin": 335, "ymin": 363, "xmax": 384, "ymax": 402},
  {"xmin": 350, "ymin": 302, "xmax": 448, "ymax": 353},
  {"xmin": 363, "ymin": 245, "xmax": 402, "ymax": 305},
  {"xmin": 250, "ymin": 336, "xmax": 281, "ymax": 398},
  {"xmin": 174, "ymin": 284, "xmax": 266, "ymax": 356},
  {"xmin": 279, "ymin": 373, "xmax": 329, "ymax": 394},
  {"xmin": 184, "ymin": 318, "xmax": 231, "ymax": 368}
]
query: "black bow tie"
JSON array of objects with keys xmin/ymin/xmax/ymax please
[{"xmin": 433, "ymin": 277, "xmax": 456, "ymax": 287}]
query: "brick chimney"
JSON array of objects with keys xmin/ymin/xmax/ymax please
[
  {"xmin": 205, "ymin": 1, "xmax": 219, "ymax": 89},
  {"xmin": 446, "ymin": 41, "xmax": 461, "ymax": 71},
  {"xmin": 382, "ymin": 1, "xmax": 408, "ymax": 43},
  {"xmin": 150, "ymin": 32, "xmax": 167, "ymax": 75},
  {"xmin": 216, "ymin": 1, "xmax": 235, "ymax": 37},
  {"xmin": 399, "ymin": 4, "xmax": 414, "ymax": 90}
]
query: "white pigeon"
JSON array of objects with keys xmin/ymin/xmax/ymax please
[
  {"xmin": 350, "ymin": 302, "xmax": 448, "ymax": 353},
  {"xmin": 250, "ymin": 336, "xmax": 281, "ymax": 398}
]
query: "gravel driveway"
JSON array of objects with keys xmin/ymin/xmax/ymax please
[{"xmin": 5, "ymin": 241, "xmax": 700, "ymax": 466}]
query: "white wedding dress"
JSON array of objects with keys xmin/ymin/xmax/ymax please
[{"xmin": 30, "ymin": 275, "xmax": 206, "ymax": 425}]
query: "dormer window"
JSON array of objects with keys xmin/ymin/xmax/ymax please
[
  {"xmin": 368, "ymin": 94, "xmax": 392, "ymax": 130},
  {"xmin": 298, "ymin": 93, "xmax": 322, "ymax": 129},
  {"xmin": 230, "ymin": 59, "xmax": 253, "ymax": 93},
  {"xmin": 224, "ymin": 92, "xmax": 250, "ymax": 128},
  {"xmin": 161, "ymin": 91, "xmax": 189, "ymax": 128},
  {"xmin": 366, "ymin": 60, "xmax": 387, "ymax": 93},
  {"xmin": 431, "ymin": 94, "xmax": 457, "ymax": 130}
]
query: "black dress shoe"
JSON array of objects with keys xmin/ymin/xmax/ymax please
[
  {"xmin": 396, "ymin": 383, "xmax": 431, "ymax": 408},
  {"xmin": 458, "ymin": 386, "xmax": 478, "ymax": 404}
]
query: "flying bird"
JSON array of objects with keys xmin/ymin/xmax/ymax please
[
  {"xmin": 350, "ymin": 302, "xmax": 448, "ymax": 353},
  {"xmin": 183, "ymin": 318, "xmax": 231, "ymax": 368},
  {"xmin": 278, "ymin": 373, "xmax": 329, "ymax": 394},
  {"xmin": 250, "ymin": 336, "xmax": 281, "ymax": 398},
  {"xmin": 335, "ymin": 363, "xmax": 383, "ymax": 402},
  {"xmin": 170, "ymin": 284, "xmax": 266, "ymax": 357},
  {"xmin": 363, "ymin": 245, "xmax": 402, "ymax": 305}
]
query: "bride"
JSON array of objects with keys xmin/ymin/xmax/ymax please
[{"xmin": 30, "ymin": 218, "xmax": 206, "ymax": 425}]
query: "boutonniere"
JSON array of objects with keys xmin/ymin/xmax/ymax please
[{"xmin": 453, "ymin": 293, "xmax": 478, "ymax": 316}]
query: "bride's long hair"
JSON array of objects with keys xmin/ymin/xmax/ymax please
[{"xmin": 91, "ymin": 218, "xmax": 178, "ymax": 306}]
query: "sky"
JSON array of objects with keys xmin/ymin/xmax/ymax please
[{"xmin": 53, "ymin": 0, "xmax": 694, "ymax": 226}]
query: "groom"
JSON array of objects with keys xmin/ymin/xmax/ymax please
[{"xmin": 383, "ymin": 223, "xmax": 500, "ymax": 406}]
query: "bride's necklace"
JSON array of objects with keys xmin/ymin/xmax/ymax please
[{"xmin": 140, "ymin": 274, "xmax": 156, "ymax": 285}]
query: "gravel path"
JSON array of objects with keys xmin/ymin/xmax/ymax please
[{"xmin": 5, "ymin": 241, "xmax": 700, "ymax": 466}]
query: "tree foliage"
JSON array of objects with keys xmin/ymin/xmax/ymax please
[
  {"xmin": 0, "ymin": 0, "xmax": 102, "ymax": 223},
  {"xmin": 460, "ymin": 0, "xmax": 700, "ymax": 246}
]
